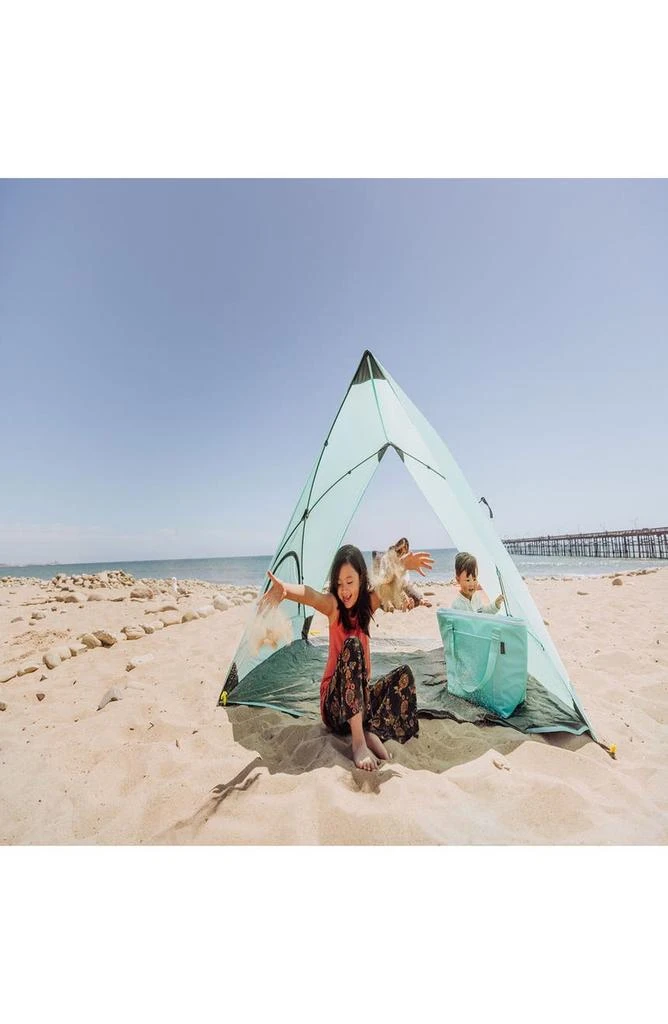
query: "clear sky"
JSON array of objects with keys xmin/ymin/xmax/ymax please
[{"xmin": 1, "ymin": 178, "xmax": 666, "ymax": 564}]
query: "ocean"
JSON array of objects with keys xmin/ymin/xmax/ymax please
[{"xmin": 1, "ymin": 549, "xmax": 665, "ymax": 586}]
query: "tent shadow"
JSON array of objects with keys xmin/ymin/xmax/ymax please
[{"xmin": 225, "ymin": 706, "xmax": 583, "ymax": 776}]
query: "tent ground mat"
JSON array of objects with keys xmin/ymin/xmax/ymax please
[{"xmin": 222, "ymin": 640, "xmax": 591, "ymax": 737}]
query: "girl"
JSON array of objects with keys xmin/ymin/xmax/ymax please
[{"xmin": 259, "ymin": 543, "xmax": 434, "ymax": 771}]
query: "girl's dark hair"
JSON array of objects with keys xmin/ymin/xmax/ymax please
[
  {"xmin": 328, "ymin": 544, "xmax": 373, "ymax": 635},
  {"xmin": 455, "ymin": 551, "xmax": 478, "ymax": 577}
]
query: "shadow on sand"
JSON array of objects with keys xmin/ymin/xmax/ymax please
[{"xmin": 225, "ymin": 705, "xmax": 591, "ymax": 777}]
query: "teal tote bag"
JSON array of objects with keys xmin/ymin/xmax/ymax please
[{"xmin": 437, "ymin": 608, "xmax": 528, "ymax": 718}]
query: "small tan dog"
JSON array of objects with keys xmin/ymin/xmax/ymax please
[
  {"xmin": 371, "ymin": 543, "xmax": 409, "ymax": 613},
  {"xmin": 371, "ymin": 537, "xmax": 432, "ymax": 611}
]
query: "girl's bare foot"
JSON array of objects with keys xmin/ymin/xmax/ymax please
[
  {"xmin": 365, "ymin": 731, "xmax": 391, "ymax": 762},
  {"xmin": 352, "ymin": 740, "xmax": 378, "ymax": 771}
]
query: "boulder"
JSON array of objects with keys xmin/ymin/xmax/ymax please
[
  {"xmin": 80, "ymin": 633, "xmax": 102, "ymax": 649},
  {"xmin": 213, "ymin": 595, "xmax": 231, "ymax": 611},
  {"xmin": 196, "ymin": 604, "xmax": 215, "ymax": 618},
  {"xmin": 142, "ymin": 623, "xmax": 156, "ymax": 634},
  {"xmin": 0, "ymin": 668, "xmax": 17, "ymax": 683},
  {"xmin": 130, "ymin": 585, "xmax": 153, "ymax": 599},
  {"xmin": 159, "ymin": 610, "xmax": 181, "ymax": 627},
  {"xmin": 69, "ymin": 643, "xmax": 88, "ymax": 657},
  {"xmin": 181, "ymin": 610, "xmax": 200, "ymax": 623},
  {"xmin": 122, "ymin": 627, "xmax": 146, "ymax": 640},
  {"xmin": 87, "ymin": 591, "xmax": 106, "ymax": 602},
  {"xmin": 43, "ymin": 649, "xmax": 63, "ymax": 669},
  {"xmin": 31, "ymin": 611, "xmax": 46, "ymax": 620},
  {"xmin": 612, "ymin": 576, "xmax": 623, "ymax": 586},
  {"xmin": 93, "ymin": 630, "xmax": 119, "ymax": 647},
  {"xmin": 147, "ymin": 619, "xmax": 164, "ymax": 630}
]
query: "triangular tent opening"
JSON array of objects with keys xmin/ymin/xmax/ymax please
[{"xmin": 219, "ymin": 351, "xmax": 595, "ymax": 739}]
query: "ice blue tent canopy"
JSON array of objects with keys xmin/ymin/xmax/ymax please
[{"xmin": 219, "ymin": 351, "xmax": 595, "ymax": 739}]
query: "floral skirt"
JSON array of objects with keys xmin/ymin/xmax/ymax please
[{"xmin": 321, "ymin": 636, "xmax": 419, "ymax": 744}]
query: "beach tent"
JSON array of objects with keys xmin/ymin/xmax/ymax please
[{"xmin": 219, "ymin": 351, "xmax": 594, "ymax": 738}]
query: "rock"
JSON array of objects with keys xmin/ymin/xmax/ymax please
[
  {"xmin": 87, "ymin": 591, "xmax": 106, "ymax": 601},
  {"xmin": 18, "ymin": 664, "xmax": 40, "ymax": 676},
  {"xmin": 11, "ymin": 616, "xmax": 24, "ymax": 623},
  {"xmin": 576, "ymin": 591, "xmax": 589, "ymax": 596},
  {"xmin": 36, "ymin": 692, "xmax": 46, "ymax": 701},
  {"xmin": 122, "ymin": 627, "xmax": 146, "ymax": 640},
  {"xmin": 93, "ymin": 630, "xmax": 119, "ymax": 647},
  {"xmin": 612, "ymin": 577, "xmax": 623, "ymax": 586},
  {"xmin": 196, "ymin": 604, "xmax": 215, "ymax": 618},
  {"xmin": 80, "ymin": 633, "xmax": 102, "ymax": 649},
  {"xmin": 126, "ymin": 653, "xmax": 155, "ymax": 671},
  {"xmin": 493, "ymin": 758, "xmax": 510, "ymax": 771},
  {"xmin": 58, "ymin": 592, "xmax": 84, "ymax": 603},
  {"xmin": 55, "ymin": 645, "xmax": 72, "ymax": 661},
  {"xmin": 142, "ymin": 623, "xmax": 155, "ymax": 634},
  {"xmin": 213, "ymin": 595, "xmax": 231, "ymax": 611},
  {"xmin": 155, "ymin": 603, "xmax": 178, "ymax": 613},
  {"xmin": 181, "ymin": 610, "xmax": 200, "ymax": 622},
  {"xmin": 31, "ymin": 611, "xmax": 46, "ymax": 620},
  {"xmin": 97, "ymin": 686, "xmax": 124, "ymax": 710},
  {"xmin": 147, "ymin": 619, "xmax": 164, "ymax": 630},
  {"xmin": 159, "ymin": 610, "xmax": 182, "ymax": 627},
  {"xmin": 130, "ymin": 585, "xmax": 153, "ymax": 599},
  {"xmin": 0, "ymin": 701, "xmax": 6, "ymax": 711},
  {"xmin": 69, "ymin": 643, "xmax": 88, "ymax": 657},
  {"xmin": 43, "ymin": 649, "xmax": 63, "ymax": 669},
  {"xmin": 0, "ymin": 668, "xmax": 17, "ymax": 683}
]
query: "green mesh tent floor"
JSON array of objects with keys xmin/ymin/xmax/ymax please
[{"xmin": 223, "ymin": 638, "xmax": 592, "ymax": 737}]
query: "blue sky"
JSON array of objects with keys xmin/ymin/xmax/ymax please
[{"xmin": 1, "ymin": 178, "xmax": 666, "ymax": 564}]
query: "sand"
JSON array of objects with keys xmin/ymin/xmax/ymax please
[{"xmin": 1, "ymin": 567, "xmax": 666, "ymax": 845}]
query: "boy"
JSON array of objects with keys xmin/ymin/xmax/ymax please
[{"xmin": 451, "ymin": 551, "xmax": 504, "ymax": 614}]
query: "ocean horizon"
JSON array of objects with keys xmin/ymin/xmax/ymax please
[{"xmin": 1, "ymin": 549, "xmax": 665, "ymax": 586}]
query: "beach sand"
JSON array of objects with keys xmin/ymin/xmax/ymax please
[{"xmin": 1, "ymin": 568, "xmax": 666, "ymax": 845}]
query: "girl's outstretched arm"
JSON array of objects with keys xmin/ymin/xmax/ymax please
[{"xmin": 259, "ymin": 570, "xmax": 337, "ymax": 617}]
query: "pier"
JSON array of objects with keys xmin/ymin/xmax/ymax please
[{"xmin": 503, "ymin": 527, "xmax": 668, "ymax": 560}]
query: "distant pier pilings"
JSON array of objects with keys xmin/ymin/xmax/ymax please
[{"xmin": 503, "ymin": 527, "xmax": 668, "ymax": 560}]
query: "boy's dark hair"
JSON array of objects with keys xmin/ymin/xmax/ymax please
[
  {"xmin": 455, "ymin": 551, "xmax": 478, "ymax": 578},
  {"xmin": 328, "ymin": 544, "xmax": 373, "ymax": 635},
  {"xmin": 390, "ymin": 537, "xmax": 409, "ymax": 555}
]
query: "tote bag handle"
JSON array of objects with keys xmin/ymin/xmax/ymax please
[{"xmin": 444, "ymin": 623, "xmax": 501, "ymax": 694}]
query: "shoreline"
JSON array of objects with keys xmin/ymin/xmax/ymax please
[{"xmin": 2, "ymin": 564, "xmax": 666, "ymax": 589}]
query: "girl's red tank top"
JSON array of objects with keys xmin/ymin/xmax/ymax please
[{"xmin": 320, "ymin": 614, "xmax": 371, "ymax": 712}]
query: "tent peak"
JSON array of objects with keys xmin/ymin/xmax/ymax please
[{"xmin": 352, "ymin": 351, "xmax": 385, "ymax": 385}]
